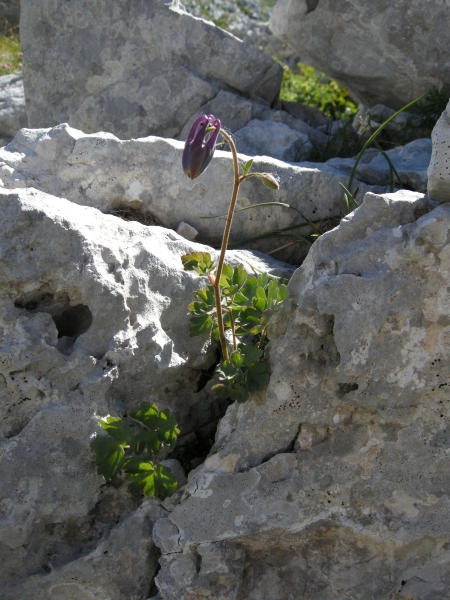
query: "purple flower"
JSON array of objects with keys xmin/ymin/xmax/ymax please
[{"xmin": 182, "ymin": 115, "xmax": 221, "ymax": 180}]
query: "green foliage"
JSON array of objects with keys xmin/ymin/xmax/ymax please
[
  {"xmin": 0, "ymin": 33, "xmax": 21, "ymax": 76},
  {"xmin": 212, "ymin": 345, "xmax": 270, "ymax": 402},
  {"xmin": 182, "ymin": 255, "xmax": 288, "ymax": 402},
  {"xmin": 409, "ymin": 85, "xmax": 450, "ymax": 129},
  {"xmin": 279, "ymin": 62, "xmax": 357, "ymax": 120},
  {"xmin": 91, "ymin": 403, "xmax": 179, "ymax": 498},
  {"xmin": 181, "ymin": 251, "xmax": 215, "ymax": 276}
]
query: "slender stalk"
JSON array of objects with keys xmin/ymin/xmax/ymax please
[
  {"xmin": 227, "ymin": 309, "xmax": 237, "ymax": 351},
  {"xmin": 213, "ymin": 129, "xmax": 241, "ymax": 361}
]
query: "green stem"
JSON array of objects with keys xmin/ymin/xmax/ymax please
[
  {"xmin": 227, "ymin": 308, "xmax": 237, "ymax": 351},
  {"xmin": 258, "ymin": 329, "xmax": 267, "ymax": 350},
  {"xmin": 213, "ymin": 129, "xmax": 241, "ymax": 362}
]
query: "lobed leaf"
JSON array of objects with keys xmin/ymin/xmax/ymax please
[
  {"xmin": 124, "ymin": 459, "xmax": 178, "ymax": 497},
  {"xmin": 91, "ymin": 437, "xmax": 126, "ymax": 482},
  {"xmin": 99, "ymin": 416, "xmax": 134, "ymax": 446},
  {"xmin": 181, "ymin": 252, "xmax": 215, "ymax": 276}
]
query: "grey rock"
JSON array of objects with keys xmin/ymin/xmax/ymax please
[
  {"xmin": 0, "ymin": 72, "xmax": 27, "ymax": 139},
  {"xmin": 0, "ymin": 123, "xmax": 381, "ymax": 264},
  {"xmin": 281, "ymin": 100, "xmax": 331, "ymax": 129},
  {"xmin": 234, "ymin": 118, "xmax": 312, "ymax": 162},
  {"xmin": 270, "ymin": 0, "xmax": 450, "ymax": 109},
  {"xmin": 20, "ymin": 0, "xmax": 283, "ymax": 139},
  {"xmin": 0, "ymin": 186, "xmax": 292, "ymax": 597},
  {"xmin": 428, "ymin": 99, "xmax": 450, "ymax": 202},
  {"xmin": 299, "ymin": 138, "xmax": 432, "ymax": 193},
  {"xmin": 179, "ymin": 90, "xmax": 327, "ymax": 154},
  {"xmin": 176, "ymin": 221, "xmax": 199, "ymax": 241},
  {"xmin": 326, "ymin": 138, "xmax": 432, "ymax": 193},
  {"xmin": 154, "ymin": 189, "xmax": 450, "ymax": 598}
]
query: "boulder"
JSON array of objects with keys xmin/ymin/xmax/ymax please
[
  {"xmin": 270, "ymin": 0, "xmax": 450, "ymax": 110},
  {"xmin": 0, "ymin": 72, "xmax": 27, "ymax": 140},
  {"xmin": 428, "ymin": 99, "xmax": 450, "ymax": 202},
  {"xmin": 0, "ymin": 186, "xmax": 293, "ymax": 598},
  {"xmin": 20, "ymin": 0, "xmax": 283, "ymax": 139},
  {"xmin": 304, "ymin": 138, "xmax": 432, "ymax": 193},
  {"xmin": 154, "ymin": 189, "xmax": 450, "ymax": 598},
  {"xmin": 234, "ymin": 118, "xmax": 312, "ymax": 162},
  {"xmin": 179, "ymin": 90, "xmax": 327, "ymax": 155},
  {"xmin": 0, "ymin": 124, "xmax": 380, "ymax": 264}
]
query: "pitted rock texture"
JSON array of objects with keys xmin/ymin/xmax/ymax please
[
  {"xmin": 428, "ymin": 99, "xmax": 450, "ymax": 203},
  {"xmin": 0, "ymin": 72, "xmax": 27, "ymax": 140},
  {"xmin": 0, "ymin": 124, "xmax": 380, "ymax": 264},
  {"xmin": 270, "ymin": 0, "xmax": 450, "ymax": 109},
  {"xmin": 154, "ymin": 190, "xmax": 450, "ymax": 599},
  {"xmin": 20, "ymin": 0, "xmax": 282, "ymax": 139},
  {"xmin": 0, "ymin": 187, "xmax": 293, "ymax": 598}
]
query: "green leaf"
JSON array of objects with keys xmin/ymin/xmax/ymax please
[
  {"xmin": 190, "ymin": 313, "xmax": 214, "ymax": 336},
  {"xmin": 247, "ymin": 361, "xmax": 270, "ymax": 390},
  {"xmin": 267, "ymin": 278, "xmax": 278, "ymax": 307},
  {"xmin": 130, "ymin": 430, "xmax": 161, "ymax": 455},
  {"xmin": 91, "ymin": 437, "xmax": 126, "ymax": 481},
  {"xmin": 99, "ymin": 416, "xmax": 134, "ymax": 446},
  {"xmin": 222, "ymin": 264, "xmax": 233, "ymax": 279},
  {"xmin": 129, "ymin": 403, "xmax": 180, "ymax": 450},
  {"xmin": 240, "ymin": 345, "xmax": 263, "ymax": 366},
  {"xmin": 243, "ymin": 158, "xmax": 253, "ymax": 175},
  {"xmin": 181, "ymin": 252, "xmax": 215, "ymax": 275},
  {"xmin": 232, "ymin": 264, "xmax": 247, "ymax": 288},
  {"xmin": 130, "ymin": 403, "xmax": 160, "ymax": 430},
  {"xmin": 277, "ymin": 284, "xmax": 288, "ymax": 302},
  {"xmin": 230, "ymin": 351, "xmax": 245, "ymax": 369},
  {"xmin": 157, "ymin": 409, "xmax": 180, "ymax": 449},
  {"xmin": 253, "ymin": 287, "xmax": 267, "ymax": 312},
  {"xmin": 124, "ymin": 460, "xmax": 178, "ymax": 498},
  {"xmin": 256, "ymin": 273, "xmax": 269, "ymax": 288}
]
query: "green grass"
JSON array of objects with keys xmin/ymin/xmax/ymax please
[
  {"xmin": 279, "ymin": 62, "xmax": 358, "ymax": 120},
  {"xmin": 0, "ymin": 32, "xmax": 22, "ymax": 75}
]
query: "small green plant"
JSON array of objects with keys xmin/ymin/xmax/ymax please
[
  {"xmin": 279, "ymin": 62, "xmax": 358, "ymax": 120},
  {"xmin": 91, "ymin": 403, "xmax": 179, "ymax": 498},
  {"xmin": 409, "ymin": 85, "xmax": 449, "ymax": 129},
  {"xmin": 181, "ymin": 116, "xmax": 288, "ymax": 401},
  {"xmin": 0, "ymin": 32, "xmax": 21, "ymax": 75}
]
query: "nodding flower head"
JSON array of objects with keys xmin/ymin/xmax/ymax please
[{"xmin": 182, "ymin": 115, "xmax": 221, "ymax": 180}]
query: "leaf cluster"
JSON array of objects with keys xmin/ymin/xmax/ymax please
[
  {"xmin": 182, "ymin": 254, "xmax": 288, "ymax": 401},
  {"xmin": 212, "ymin": 344, "xmax": 270, "ymax": 402},
  {"xmin": 91, "ymin": 403, "xmax": 179, "ymax": 498}
]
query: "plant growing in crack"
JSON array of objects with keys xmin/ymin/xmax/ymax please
[
  {"xmin": 181, "ymin": 115, "xmax": 288, "ymax": 401},
  {"xmin": 91, "ymin": 402, "xmax": 179, "ymax": 498}
]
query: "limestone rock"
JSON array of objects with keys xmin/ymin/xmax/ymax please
[
  {"xmin": 20, "ymin": 0, "xmax": 283, "ymax": 139},
  {"xmin": 234, "ymin": 118, "xmax": 312, "ymax": 162},
  {"xmin": 0, "ymin": 186, "xmax": 292, "ymax": 598},
  {"xmin": 428, "ymin": 99, "xmax": 450, "ymax": 202},
  {"xmin": 0, "ymin": 72, "xmax": 27, "ymax": 140},
  {"xmin": 0, "ymin": 124, "xmax": 380, "ymax": 264},
  {"xmin": 270, "ymin": 0, "xmax": 450, "ymax": 109},
  {"xmin": 154, "ymin": 189, "xmax": 450, "ymax": 598},
  {"xmin": 307, "ymin": 138, "xmax": 432, "ymax": 193},
  {"xmin": 179, "ymin": 90, "xmax": 327, "ymax": 154}
]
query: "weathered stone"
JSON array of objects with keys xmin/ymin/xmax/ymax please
[
  {"xmin": 0, "ymin": 72, "xmax": 27, "ymax": 139},
  {"xmin": 177, "ymin": 221, "xmax": 199, "ymax": 241},
  {"xmin": 154, "ymin": 189, "xmax": 450, "ymax": 598},
  {"xmin": 428, "ymin": 99, "xmax": 450, "ymax": 202},
  {"xmin": 20, "ymin": 0, "xmax": 282, "ymax": 139},
  {"xmin": 234, "ymin": 118, "xmax": 312, "ymax": 162},
  {"xmin": 0, "ymin": 186, "xmax": 292, "ymax": 598},
  {"xmin": 309, "ymin": 138, "xmax": 432, "ymax": 193},
  {"xmin": 270, "ymin": 0, "xmax": 450, "ymax": 109},
  {"xmin": 0, "ymin": 124, "xmax": 380, "ymax": 264},
  {"xmin": 281, "ymin": 100, "xmax": 331, "ymax": 129},
  {"xmin": 179, "ymin": 90, "xmax": 327, "ymax": 153}
]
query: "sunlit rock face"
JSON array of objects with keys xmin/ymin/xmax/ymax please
[
  {"xmin": 270, "ymin": 0, "xmax": 450, "ymax": 110},
  {"xmin": 154, "ymin": 189, "xmax": 450, "ymax": 599},
  {"xmin": 20, "ymin": 0, "xmax": 282, "ymax": 139}
]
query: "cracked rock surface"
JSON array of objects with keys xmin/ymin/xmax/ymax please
[
  {"xmin": 0, "ymin": 123, "xmax": 380, "ymax": 264},
  {"xmin": 154, "ymin": 189, "xmax": 450, "ymax": 599},
  {"xmin": 20, "ymin": 0, "xmax": 282, "ymax": 139},
  {"xmin": 0, "ymin": 186, "xmax": 293, "ymax": 599}
]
